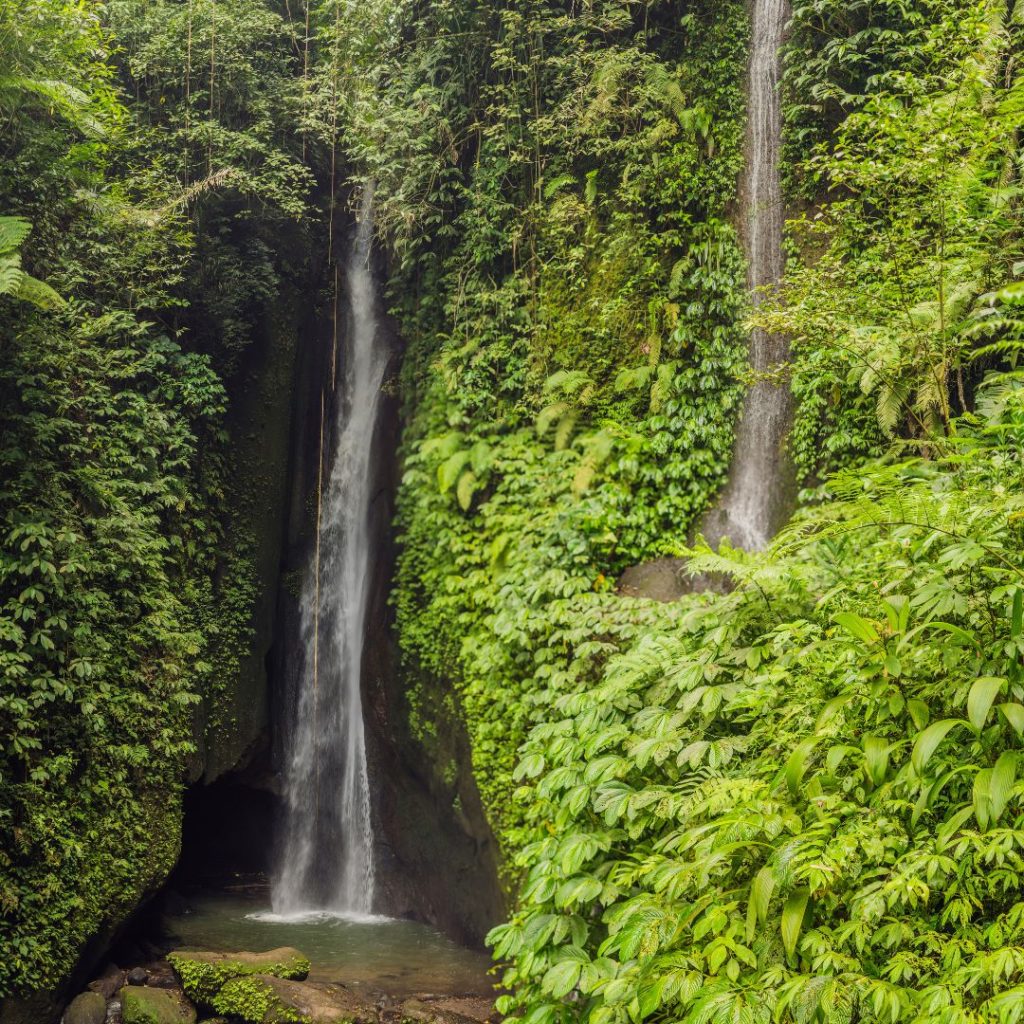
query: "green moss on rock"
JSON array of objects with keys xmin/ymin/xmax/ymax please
[
  {"xmin": 63, "ymin": 992, "xmax": 107, "ymax": 1024},
  {"xmin": 168, "ymin": 948, "xmax": 310, "ymax": 1005},
  {"xmin": 212, "ymin": 976, "xmax": 369, "ymax": 1024},
  {"xmin": 120, "ymin": 986, "xmax": 197, "ymax": 1024}
]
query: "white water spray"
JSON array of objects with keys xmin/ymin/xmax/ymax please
[
  {"xmin": 704, "ymin": 0, "xmax": 792, "ymax": 552},
  {"xmin": 274, "ymin": 188, "xmax": 387, "ymax": 919}
]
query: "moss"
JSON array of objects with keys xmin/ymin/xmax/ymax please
[
  {"xmin": 209, "ymin": 974, "xmax": 358, "ymax": 1024},
  {"xmin": 168, "ymin": 949, "xmax": 310, "ymax": 1006},
  {"xmin": 120, "ymin": 986, "xmax": 196, "ymax": 1024},
  {"xmin": 210, "ymin": 977, "xmax": 278, "ymax": 1023}
]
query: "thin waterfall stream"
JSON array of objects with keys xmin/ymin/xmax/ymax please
[
  {"xmin": 703, "ymin": 0, "xmax": 793, "ymax": 552},
  {"xmin": 273, "ymin": 188, "xmax": 387, "ymax": 920}
]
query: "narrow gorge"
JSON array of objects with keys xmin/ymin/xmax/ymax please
[{"xmin": 274, "ymin": 188, "xmax": 383, "ymax": 919}]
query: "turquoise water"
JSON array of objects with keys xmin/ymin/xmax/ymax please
[{"xmin": 164, "ymin": 891, "xmax": 494, "ymax": 998}]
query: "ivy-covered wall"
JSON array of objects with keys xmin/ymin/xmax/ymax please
[
  {"xmin": 0, "ymin": 0, "xmax": 322, "ymax": 1004},
  {"xmin": 348, "ymin": 0, "xmax": 754, "ymax": 866}
]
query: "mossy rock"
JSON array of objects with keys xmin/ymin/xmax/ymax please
[
  {"xmin": 120, "ymin": 986, "xmax": 197, "ymax": 1024},
  {"xmin": 211, "ymin": 975, "xmax": 374, "ymax": 1024},
  {"xmin": 63, "ymin": 991, "xmax": 107, "ymax": 1024},
  {"xmin": 167, "ymin": 948, "xmax": 310, "ymax": 1004}
]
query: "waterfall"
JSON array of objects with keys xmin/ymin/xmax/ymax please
[
  {"xmin": 703, "ymin": 0, "xmax": 793, "ymax": 552},
  {"xmin": 272, "ymin": 188, "xmax": 387, "ymax": 919}
]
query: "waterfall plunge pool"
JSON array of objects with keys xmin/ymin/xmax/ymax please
[{"xmin": 162, "ymin": 890, "xmax": 495, "ymax": 999}]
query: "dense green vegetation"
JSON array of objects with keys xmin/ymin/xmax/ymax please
[
  {"xmin": 0, "ymin": 0, "xmax": 315, "ymax": 991},
  {"xmin": 5, "ymin": 0, "xmax": 1024, "ymax": 1022}
]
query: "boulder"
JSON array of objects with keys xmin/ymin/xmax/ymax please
[
  {"xmin": 87, "ymin": 963, "xmax": 126, "ymax": 1000},
  {"xmin": 167, "ymin": 948, "xmax": 310, "ymax": 1005},
  {"xmin": 616, "ymin": 558, "xmax": 689, "ymax": 602},
  {"xmin": 120, "ymin": 986, "xmax": 197, "ymax": 1024},
  {"xmin": 145, "ymin": 962, "xmax": 180, "ymax": 990},
  {"xmin": 399, "ymin": 999, "xmax": 489, "ymax": 1024},
  {"xmin": 127, "ymin": 967, "xmax": 149, "ymax": 986},
  {"xmin": 63, "ymin": 992, "xmax": 107, "ymax": 1024},
  {"xmin": 212, "ymin": 975, "xmax": 375, "ymax": 1024}
]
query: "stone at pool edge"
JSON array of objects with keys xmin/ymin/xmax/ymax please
[
  {"xmin": 167, "ymin": 948, "xmax": 311, "ymax": 1004},
  {"xmin": 120, "ymin": 986, "xmax": 197, "ymax": 1024},
  {"xmin": 213, "ymin": 975, "xmax": 375, "ymax": 1024},
  {"xmin": 62, "ymin": 992, "xmax": 106, "ymax": 1024},
  {"xmin": 399, "ymin": 999, "xmax": 488, "ymax": 1024}
]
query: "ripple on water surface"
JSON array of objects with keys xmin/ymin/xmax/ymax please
[{"xmin": 165, "ymin": 891, "xmax": 494, "ymax": 998}]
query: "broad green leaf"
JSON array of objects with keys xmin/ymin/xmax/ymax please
[
  {"xmin": 745, "ymin": 866, "xmax": 775, "ymax": 942},
  {"xmin": 974, "ymin": 767, "xmax": 993, "ymax": 831},
  {"xmin": 785, "ymin": 737, "xmax": 817, "ymax": 795},
  {"xmin": 907, "ymin": 699, "xmax": 930, "ymax": 730},
  {"xmin": 514, "ymin": 753, "xmax": 545, "ymax": 781},
  {"xmin": 815, "ymin": 694, "xmax": 852, "ymax": 732},
  {"xmin": 968, "ymin": 676, "xmax": 1005, "ymax": 732},
  {"xmin": 781, "ymin": 888, "xmax": 809, "ymax": 961},
  {"xmin": 834, "ymin": 612, "xmax": 880, "ymax": 645},
  {"xmin": 456, "ymin": 469, "xmax": 477, "ymax": 511},
  {"xmin": 542, "ymin": 958, "xmax": 583, "ymax": 998},
  {"xmin": 999, "ymin": 702, "xmax": 1024, "ymax": 737},
  {"xmin": 438, "ymin": 450, "xmax": 471, "ymax": 492},
  {"xmin": 990, "ymin": 752, "xmax": 1017, "ymax": 824},
  {"xmin": 911, "ymin": 719, "xmax": 963, "ymax": 775},
  {"xmin": 863, "ymin": 735, "xmax": 890, "ymax": 786}
]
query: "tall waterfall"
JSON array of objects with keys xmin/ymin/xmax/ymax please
[
  {"xmin": 273, "ymin": 188, "xmax": 387, "ymax": 918},
  {"xmin": 703, "ymin": 0, "xmax": 792, "ymax": 552}
]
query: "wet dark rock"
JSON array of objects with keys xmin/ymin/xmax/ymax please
[
  {"xmin": 617, "ymin": 556, "xmax": 734, "ymax": 599},
  {"xmin": 87, "ymin": 964, "xmax": 126, "ymax": 1000},
  {"xmin": 126, "ymin": 968, "xmax": 149, "ymax": 986},
  {"xmin": 144, "ymin": 963, "xmax": 179, "ymax": 990},
  {"xmin": 62, "ymin": 992, "xmax": 107, "ymax": 1024},
  {"xmin": 398, "ymin": 998, "xmax": 489, "ymax": 1024},
  {"xmin": 616, "ymin": 557, "xmax": 690, "ymax": 601}
]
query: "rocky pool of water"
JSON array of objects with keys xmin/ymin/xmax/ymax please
[{"xmin": 161, "ymin": 890, "xmax": 495, "ymax": 999}]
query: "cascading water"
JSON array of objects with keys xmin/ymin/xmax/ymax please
[
  {"xmin": 273, "ymin": 188, "xmax": 387, "ymax": 919},
  {"xmin": 703, "ymin": 0, "xmax": 793, "ymax": 552}
]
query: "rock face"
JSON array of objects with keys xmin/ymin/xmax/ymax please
[
  {"xmin": 62, "ymin": 992, "xmax": 106, "ymax": 1024},
  {"xmin": 168, "ymin": 948, "xmax": 310, "ymax": 1005},
  {"xmin": 120, "ymin": 986, "xmax": 197, "ymax": 1024},
  {"xmin": 269, "ymin": 232, "xmax": 506, "ymax": 945}
]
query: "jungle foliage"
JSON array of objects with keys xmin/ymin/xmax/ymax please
[
  {"xmin": 5, "ymin": 1, "xmax": 1024, "ymax": 1023},
  {"xmin": 344, "ymin": 1, "xmax": 1024, "ymax": 1022},
  {"xmin": 0, "ymin": 0, "xmax": 315, "ymax": 992}
]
